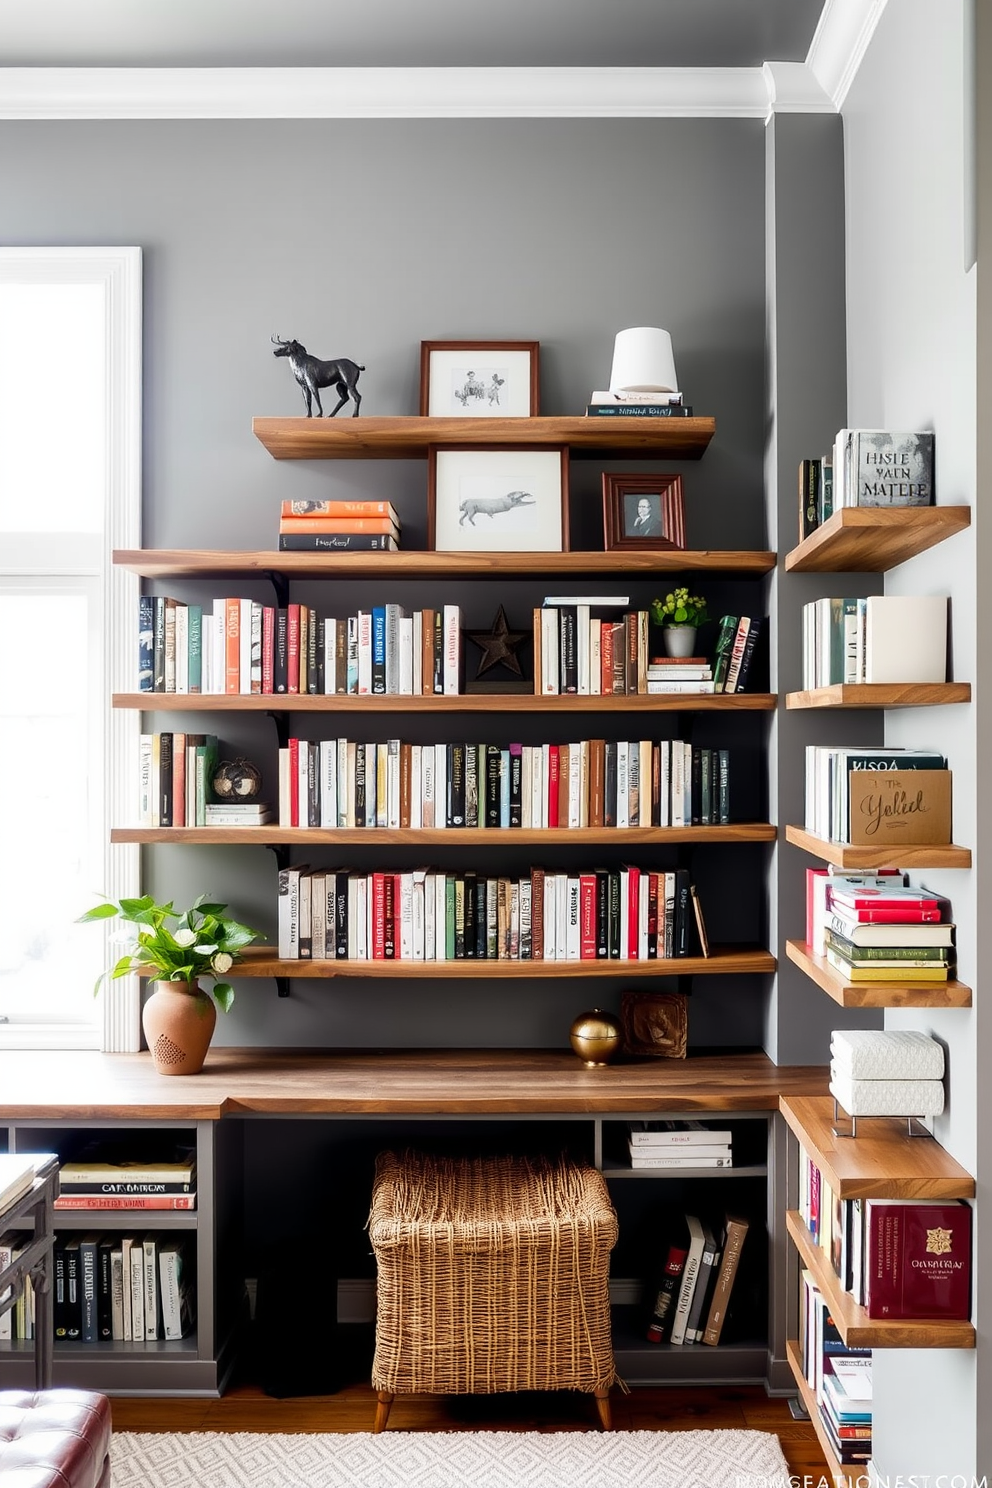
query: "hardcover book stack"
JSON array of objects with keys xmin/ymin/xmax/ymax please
[
  {"xmin": 800, "ymin": 1268, "xmax": 872, "ymax": 1469},
  {"xmin": 797, "ymin": 428, "xmax": 935, "ymax": 541},
  {"xmin": 138, "ymin": 596, "xmax": 462, "ymax": 697},
  {"xmin": 821, "ymin": 881, "xmax": 955, "ymax": 986},
  {"xmin": 277, "ymin": 863, "xmax": 708, "ymax": 963},
  {"xmin": 710, "ymin": 613, "xmax": 767, "ymax": 694},
  {"xmin": 645, "ymin": 1205, "xmax": 750, "ymax": 1349},
  {"xmin": 277, "ymin": 498, "xmax": 401, "ymax": 552},
  {"xmin": 646, "ymin": 656, "xmax": 713, "ymax": 695},
  {"xmin": 55, "ymin": 1151, "xmax": 197, "ymax": 1211},
  {"xmin": 627, "ymin": 1119, "xmax": 733, "ymax": 1171},
  {"xmin": 276, "ymin": 734, "xmax": 733, "ymax": 831},
  {"xmin": 801, "ymin": 595, "xmax": 948, "ymax": 687},
  {"xmin": 585, "ymin": 390, "xmax": 692, "ymax": 418},
  {"xmin": 798, "ymin": 1143, "xmax": 970, "ymax": 1321}
]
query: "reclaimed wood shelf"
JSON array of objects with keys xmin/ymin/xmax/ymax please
[
  {"xmin": 785, "ymin": 1340, "xmax": 862, "ymax": 1488},
  {"xmin": 112, "ymin": 548, "xmax": 774, "ymax": 579},
  {"xmin": 785, "ymin": 939, "xmax": 971, "ymax": 1008},
  {"xmin": 786, "ymin": 683, "xmax": 971, "ymax": 710},
  {"xmin": 785, "ymin": 825, "xmax": 972, "ymax": 870},
  {"xmin": 113, "ymin": 690, "xmax": 778, "ymax": 714},
  {"xmin": 251, "ymin": 414, "xmax": 716, "ymax": 461},
  {"xmin": 156, "ymin": 945, "xmax": 776, "ymax": 979},
  {"xmin": 0, "ymin": 1047, "xmax": 829, "ymax": 1119},
  {"xmin": 784, "ymin": 505, "xmax": 971, "ymax": 573},
  {"xmin": 780, "ymin": 1095, "xmax": 975, "ymax": 1200},
  {"xmin": 786, "ymin": 1211, "xmax": 975, "ymax": 1348},
  {"xmin": 112, "ymin": 824, "xmax": 777, "ymax": 846}
]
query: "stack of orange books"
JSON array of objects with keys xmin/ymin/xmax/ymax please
[{"xmin": 277, "ymin": 499, "xmax": 400, "ymax": 553}]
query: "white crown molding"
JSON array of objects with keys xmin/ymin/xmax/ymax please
[
  {"xmin": 762, "ymin": 61, "xmax": 834, "ymax": 114},
  {"xmin": 0, "ymin": 65, "xmax": 773, "ymax": 120},
  {"xmin": 806, "ymin": 0, "xmax": 888, "ymax": 109}
]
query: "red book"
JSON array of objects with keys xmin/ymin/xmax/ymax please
[
  {"xmin": 225, "ymin": 597, "xmax": 241, "ymax": 694},
  {"xmin": 55, "ymin": 1194, "xmax": 196, "ymax": 1211},
  {"xmin": 832, "ymin": 904, "xmax": 942, "ymax": 924},
  {"xmin": 830, "ymin": 885, "xmax": 940, "ymax": 912},
  {"xmin": 809, "ymin": 1160, "xmax": 821, "ymax": 1243},
  {"xmin": 626, "ymin": 865, "xmax": 640, "ymax": 959},
  {"xmin": 261, "ymin": 605, "xmax": 275, "ymax": 695},
  {"xmin": 383, "ymin": 873, "xmax": 397, "ymax": 960},
  {"xmin": 646, "ymin": 1242, "xmax": 689, "ymax": 1343},
  {"xmin": 547, "ymin": 745, "xmax": 560, "ymax": 827},
  {"xmin": 865, "ymin": 1200, "xmax": 971, "ymax": 1320},
  {"xmin": 647, "ymin": 873, "xmax": 660, "ymax": 958},
  {"xmin": 600, "ymin": 622, "xmax": 615, "ymax": 695},
  {"xmin": 287, "ymin": 737, "xmax": 300, "ymax": 828},
  {"xmin": 286, "ymin": 602, "xmax": 301, "ymax": 694},
  {"xmin": 579, "ymin": 874, "xmax": 597, "ymax": 959},
  {"xmin": 371, "ymin": 873, "xmax": 387, "ymax": 959}
]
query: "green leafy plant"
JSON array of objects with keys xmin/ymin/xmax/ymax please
[
  {"xmin": 651, "ymin": 587, "xmax": 709, "ymax": 629},
  {"xmin": 78, "ymin": 893, "xmax": 262, "ymax": 1013}
]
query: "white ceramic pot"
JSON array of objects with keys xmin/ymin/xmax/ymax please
[{"xmin": 662, "ymin": 625, "xmax": 698, "ymax": 658}]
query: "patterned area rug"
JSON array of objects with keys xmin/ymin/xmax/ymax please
[{"xmin": 110, "ymin": 1429, "xmax": 792, "ymax": 1488}]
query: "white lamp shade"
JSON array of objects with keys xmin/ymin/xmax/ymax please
[{"xmin": 609, "ymin": 327, "xmax": 678, "ymax": 393}]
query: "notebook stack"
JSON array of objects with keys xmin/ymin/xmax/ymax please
[
  {"xmin": 277, "ymin": 500, "xmax": 400, "ymax": 553},
  {"xmin": 823, "ymin": 882, "xmax": 955, "ymax": 984}
]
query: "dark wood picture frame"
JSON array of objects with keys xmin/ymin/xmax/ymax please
[
  {"xmin": 420, "ymin": 340, "xmax": 541, "ymax": 418},
  {"xmin": 602, "ymin": 473, "xmax": 686, "ymax": 551},
  {"xmin": 428, "ymin": 444, "xmax": 570, "ymax": 553}
]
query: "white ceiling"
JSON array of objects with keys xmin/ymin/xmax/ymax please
[{"xmin": 0, "ymin": 0, "xmax": 826, "ymax": 69}]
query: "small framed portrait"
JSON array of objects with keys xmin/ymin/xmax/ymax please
[
  {"xmin": 420, "ymin": 341, "xmax": 540, "ymax": 418},
  {"xmin": 428, "ymin": 445, "xmax": 569, "ymax": 553},
  {"xmin": 602, "ymin": 473, "xmax": 686, "ymax": 551}
]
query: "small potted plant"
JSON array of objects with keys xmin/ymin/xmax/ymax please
[
  {"xmin": 79, "ymin": 892, "xmax": 262, "ymax": 1076},
  {"xmin": 650, "ymin": 587, "xmax": 709, "ymax": 657}
]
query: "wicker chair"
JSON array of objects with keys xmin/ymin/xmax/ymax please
[{"xmin": 368, "ymin": 1149, "xmax": 619, "ymax": 1432}]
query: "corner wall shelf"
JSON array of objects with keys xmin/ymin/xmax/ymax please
[
  {"xmin": 784, "ymin": 505, "xmax": 970, "ymax": 573},
  {"xmin": 785, "ymin": 683, "xmax": 970, "ymax": 710},
  {"xmin": 251, "ymin": 414, "xmax": 716, "ymax": 461},
  {"xmin": 785, "ymin": 939, "xmax": 971, "ymax": 1008},
  {"xmin": 785, "ymin": 826, "xmax": 972, "ymax": 870}
]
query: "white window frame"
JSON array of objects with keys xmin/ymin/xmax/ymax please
[{"xmin": 0, "ymin": 246, "xmax": 142, "ymax": 1051}]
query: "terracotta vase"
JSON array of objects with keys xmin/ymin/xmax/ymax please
[
  {"xmin": 142, "ymin": 981, "xmax": 217, "ymax": 1076},
  {"xmin": 662, "ymin": 625, "xmax": 698, "ymax": 658}
]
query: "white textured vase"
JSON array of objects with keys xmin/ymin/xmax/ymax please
[{"xmin": 662, "ymin": 625, "xmax": 698, "ymax": 658}]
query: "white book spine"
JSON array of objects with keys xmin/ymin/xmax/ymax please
[
  {"xmin": 543, "ymin": 872, "xmax": 556, "ymax": 961},
  {"xmin": 174, "ymin": 604, "xmax": 189, "ymax": 694},
  {"xmin": 278, "ymin": 867, "xmax": 300, "ymax": 959},
  {"xmin": 411, "ymin": 872, "xmax": 426, "ymax": 961},
  {"xmin": 319, "ymin": 740, "xmax": 337, "ymax": 828},
  {"xmin": 443, "ymin": 604, "xmax": 461, "ymax": 694},
  {"xmin": 143, "ymin": 1238, "xmax": 158, "ymax": 1339},
  {"xmin": 576, "ymin": 604, "xmax": 591, "ymax": 693},
  {"xmin": 322, "ymin": 616, "xmax": 336, "ymax": 695},
  {"xmin": 399, "ymin": 872, "xmax": 414, "ymax": 959},
  {"xmin": 555, "ymin": 874, "xmax": 569, "ymax": 961},
  {"xmin": 568, "ymin": 742, "xmax": 582, "ymax": 828},
  {"xmin": 520, "ymin": 747, "xmax": 533, "ymax": 828},
  {"xmin": 566, "ymin": 875, "xmax": 581, "ymax": 961},
  {"xmin": 129, "ymin": 1243, "xmax": 145, "ymax": 1340},
  {"xmin": 434, "ymin": 744, "xmax": 447, "ymax": 829},
  {"xmin": 211, "ymin": 606, "xmax": 226, "ymax": 694},
  {"xmin": 422, "ymin": 746, "xmax": 435, "ymax": 828},
  {"xmin": 410, "ymin": 744, "xmax": 422, "ymax": 829},
  {"xmin": 277, "ymin": 748, "xmax": 291, "ymax": 827},
  {"xmin": 387, "ymin": 739, "xmax": 401, "ymax": 830},
  {"xmin": 120, "ymin": 1239, "xmax": 133, "ymax": 1341},
  {"xmin": 110, "ymin": 1248, "xmax": 124, "ymax": 1340},
  {"xmin": 412, "ymin": 611, "xmax": 423, "ymax": 695},
  {"xmin": 616, "ymin": 742, "xmax": 630, "ymax": 828},
  {"xmin": 423, "ymin": 872, "xmax": 435, "ymax": 960},
  {"xmin": 543, "ymin": 608, "xmax": 559, "ymax": 695},
  {"xmin": 398, "ymin": 615, "xmax": 413, "ymax": 695},
  {"xmin": 357, "ymin": 610, "xmax": 373, "ymax": 694},
  {"xmin": 337, "ymin": 738, "xmax": 349, "ymax": 827}
]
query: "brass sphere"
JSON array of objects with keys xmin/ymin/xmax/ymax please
[{"xmin": 569, "ymin": 1008, "xmax": 621, "ymax": 1066}]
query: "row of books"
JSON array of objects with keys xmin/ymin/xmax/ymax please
[
  {"xmin": 709, "ymin": 614, "xmax": 767, "ymax": 694},
  {"xmin": 801, "ymin": 594, "xmax": 948, "ymax": 689},
  {"xmin": 138, "ymin": 597, "xmax": 464, "ymax": 697},
  {"xmin": 277, "ymin": 737, "xmax": 733, "ymax": 832},
  {"xmin": 800, "ymin": 1270, "xmax": 872, "ymax": 1468},
  {"xmin": 138, "ymin": 732, "xmax": 219, "ymax": 829},
  {"xmin": 276, "ymin": 864, "xmax": 709, "ymax": 963},
  {"xmin": 277, "ymin": 498, "xmax": 401, "ymax": 552},
  {"xmin": 799, "ymin": 1146, "xmax": 971, "ymax": 1320},
  {"xmin": 803, "ymin": 744, "xmax": 947, "ymax": 843},
  {"xmin": 645, "ymin": 1210, "xmax": 750, "ymax": 1348},
  {"xmin": 55, "ymin": 1151, "xmax": 198, "ymax": 1210},
  {"xmin": 806, "ymin": 869, "xmax": 956, "ymax": 982},
  {"xmin": 798, "ymin": 429, "xmax": 934, "ymax": 541},
  {"xmin": 627, "ymin": 1119, "xmax": 733, "ymax": 1170}
]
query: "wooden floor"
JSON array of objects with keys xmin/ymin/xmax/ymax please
[{"xmin": 110, "ymin": 1380, "xmax": 829, "ymax": 1478}]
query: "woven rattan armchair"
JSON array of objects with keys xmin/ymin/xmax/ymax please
[{"xmin": 368, "ymin": 1149, "xmax": 619, "ymax": 1431}]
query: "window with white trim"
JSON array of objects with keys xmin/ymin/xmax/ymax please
[{"xmin": 0, "ymin": 248, "xmax": 142, "ymax": 1050}]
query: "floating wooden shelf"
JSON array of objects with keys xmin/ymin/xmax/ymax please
[
  {"xmin": 780, "ymin": 1095, "xmax": 975, "ymax": 1200},
  {"xmin": 113, "ymin": 690, "xmax": 778, "ymax": 714},
  {"xmin": 160, "ymin": 945, "xmax": 777, "ymax": 979},
  {"xmin": 112, "ymin": 548, "xmax": 773, "ymax": 579},
  {"xmin": 786, "ymin": 683, "xmax": 971, "ymax": 710},
  {"xmin": 785, "ymin": 1340, "xmax": 862, "ymax": 1488},
  {"xmin": 112, "ymin": 824, "xmax": 777, "ymax": 847},
  {"xmin": 252, "ymin": 414, "xmax": 716, "ymax": 461},
  {"xmin": 785, "ymin": 826, "xmax": 972, "ymax": 870},
  {"xmin": 786, "ymin": 1211, "xmax": 975, "ymax": 1348},
  {"xmin": 784, "ymin": 505, "xmax": 971, "ymax": 573},
  {"xmin": 785, "ymin": 939, "xmax": 971, "ymax": 1008}
]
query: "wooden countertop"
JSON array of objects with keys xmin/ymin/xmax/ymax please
[{"xmin": 0, "ymin": 1049, "xmax": 829, "ymax": 1121}]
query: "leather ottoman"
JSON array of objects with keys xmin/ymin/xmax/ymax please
[{"xmin": 0, "ymin": 1391, "xmax": 111, "ymax": 1488}]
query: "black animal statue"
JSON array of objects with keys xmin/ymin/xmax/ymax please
[{"xmin": 271, "ymin": 335, "xmax": 364, "ymax": 417}]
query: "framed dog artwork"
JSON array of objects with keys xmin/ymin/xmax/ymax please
[{"xmin": 428, "ymin": 445, "xmax": 569, "ymax": 553}]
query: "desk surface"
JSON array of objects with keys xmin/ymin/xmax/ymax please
[{"xmin": 0, "ymin": 1048, "xmax": 829, "ymax": 1120}]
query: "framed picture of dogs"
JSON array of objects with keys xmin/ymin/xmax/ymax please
[
  {"xmin": 420, "ymin": 341, "xmax": 540, "ymax": 418},
  {"xmin": 428, "ymin": 445, "xmax": 570, "ymax": 553}
]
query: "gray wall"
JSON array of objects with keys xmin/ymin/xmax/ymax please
[
  {"xmin": 842, "ymin": 0, "xmax": 981, "ymax": 1476},
  {"xmin": 1, "ymin": 117, "xmax": 776, "ymax": 1051}
]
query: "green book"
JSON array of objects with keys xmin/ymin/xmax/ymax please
[
  {"xmin": 825, "ymin": 930, "xmax": 950, "ymax": 963},
  {"xmin": 187, "ymin": 605, "xmax": 203, "ymax": 693},
  {"xmin": 444, "ymin": 876, "xmax": 456, "ymax": 961},
  {"xmin": 711, "ymin": 614, "xmax": 739, "ymax": 692}
]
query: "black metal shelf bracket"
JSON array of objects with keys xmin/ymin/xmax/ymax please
[{"xmin": 261, "ymin": 569, "xmax": 290, "ymax": 610}]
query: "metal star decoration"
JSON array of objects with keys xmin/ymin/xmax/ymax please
[{"xmin": 466, "ymin": 605, "xmax": 528, "ymax": 678}]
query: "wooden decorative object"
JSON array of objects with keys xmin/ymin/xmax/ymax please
[
  {"xmin": 602, "ymin": 473, "xmax": 686, "ymax": 551},
  {"xmin": 619, "ymin": 991, "xmax": 688, "ymax": 1059}
]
